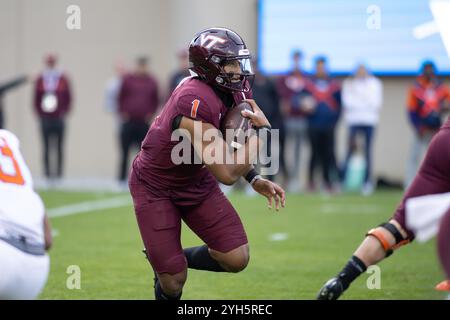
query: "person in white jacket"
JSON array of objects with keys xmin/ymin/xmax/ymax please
[{"xmin": 341, "ymin": 64, "xmax": 383, "ymax": 195}]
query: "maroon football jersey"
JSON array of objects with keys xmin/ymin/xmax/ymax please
[{"xmin": 132, "ymin": 77, "xmax": 251, "ymax": 196}]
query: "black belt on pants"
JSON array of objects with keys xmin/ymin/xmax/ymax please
[{"xmin": 0, "ymin": 236, "xmax": 46, "ymax": 256}]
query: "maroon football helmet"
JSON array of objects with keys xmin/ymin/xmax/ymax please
[{"xmin": 188, "ymin": 27, "xmax": 254, "ymax": 93}]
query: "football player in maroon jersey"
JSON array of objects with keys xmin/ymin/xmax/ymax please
[{"xmin": 129, "ymin": 27, "xmax": 285, "ymax": 300}]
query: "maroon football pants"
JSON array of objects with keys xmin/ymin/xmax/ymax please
[{"xmin": 128, "ymin": 168, "xmax": 248, "ymax": 275}]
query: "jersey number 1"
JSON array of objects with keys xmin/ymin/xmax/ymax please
[
  {"xmin": 191, "ymin": 99, "xmax": 200, "ymax": 118},
  {"xmin": 0, "ymin": 138, "xmax": 25, "ymax": 185}
]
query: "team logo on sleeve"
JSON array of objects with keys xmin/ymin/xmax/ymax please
[{"xmin": 190, "ymin": 99, "xmax": 201, "ymax": 118}]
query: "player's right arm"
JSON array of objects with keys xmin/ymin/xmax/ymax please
[{"xmin": 178, "ymin": 99, "xmax": 270, "ymax": 185}]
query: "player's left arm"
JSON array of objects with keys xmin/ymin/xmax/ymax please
[
  {"xmin": 239, "ymin": 100, "xmax": 286, "ymax": 211},
  {"xmin": 243, "ymin": 167, "xmax": 285, "ymax": 211}
]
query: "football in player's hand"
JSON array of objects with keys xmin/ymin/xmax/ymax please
[{"xmin": 220, "ymin": 101, "xmax": 253, "ymax": 150}]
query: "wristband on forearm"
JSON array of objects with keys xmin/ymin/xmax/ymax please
[{"xmin": 244, "ymin": 168, "xmax": 261, "ymax": 185}]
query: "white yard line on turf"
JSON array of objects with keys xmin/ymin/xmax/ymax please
[
  {"xmin": 269, "ymin": 233, "xmax": 289, "ymax": 241},
  {"xmin": 47, "ymin": 195, "xmax": 132, "ymax": 218}
]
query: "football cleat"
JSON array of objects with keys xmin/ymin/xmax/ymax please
[{"xmin": 317, "ymin": 277, "xmax": 345, "ymax": 300}]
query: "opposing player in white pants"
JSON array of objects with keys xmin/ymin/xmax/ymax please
[{"xmin": 0, "ymin": 129, "xmax": 52, "ymax": 300}]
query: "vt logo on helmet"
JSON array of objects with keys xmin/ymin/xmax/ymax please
[
  {"xmin": 189, "ymin": 27, "xmax": 254, "ymax": 93},
  {"xmin": 199, "ymin": 34, "xmax": 227, "ymax": 49}
]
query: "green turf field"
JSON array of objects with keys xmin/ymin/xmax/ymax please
[{"xmin": 38, "ymin": 189, "xmax": 447, "ymax": 300}]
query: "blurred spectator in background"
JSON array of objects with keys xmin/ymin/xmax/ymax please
[
  {"xmin": 251, "ymin": 59, "xmax": 287, "ymax": 183},
  {"xmin": 277, "ymin": 50, "xmax": 309, "ymax": 192},
  {"xmin": 0, "ymin": 75, "xmax": 28, "ymax": 129},
  {"xmin": 405, "ymin": 61, "xmax": 450, "ymax": 189},
  {"xmin": 117, "ymin": 56, "xmax": 159, "ymax": 184},
  {"xmin": 34, "ymin": 54, "xmax": 72, "ymax": 183},
  {"xmin": 105, "ymin": 60, "xmax": 127, "ymax": 114},
  {"xmin": 104, "ymin": 60, "xmax": 127, "ymax": 128},
  {"xmin": 168, "ymin": 49, "xmax": 190, "ymax": 94},
  {"xmin": 341, "ymin": 64, "xmax": 383, "ymax": 196},
  {"xmin": 302, "ymin": 56, "xmax": 341, "ymax": 193}
]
